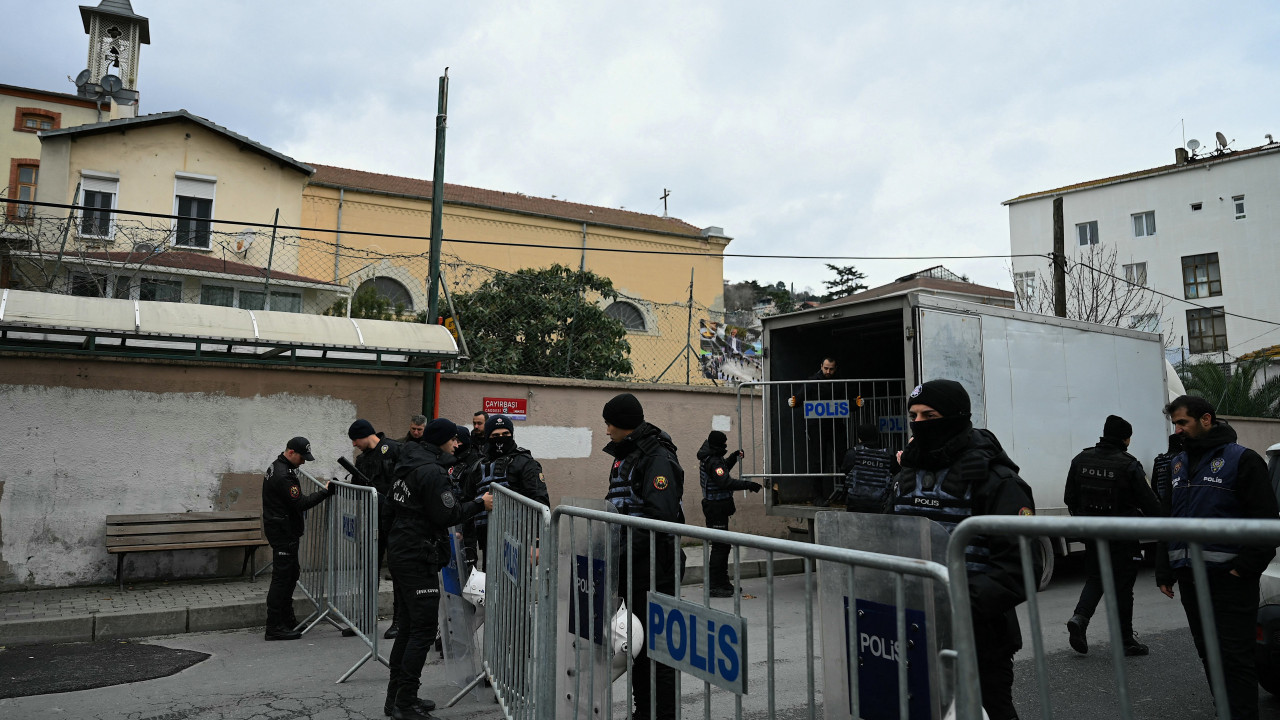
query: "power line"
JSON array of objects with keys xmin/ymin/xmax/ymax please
[{"xmin": 10, "ymin": 198, "xmax": 1048, "ymax": 262}]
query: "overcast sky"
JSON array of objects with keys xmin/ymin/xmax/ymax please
[{"xmin": 7, "ymin": 1, "xmax": 1280, "ymax": 297}]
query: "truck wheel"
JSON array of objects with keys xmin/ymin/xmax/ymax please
[{"xmin": 1034, "ymin": 536, "xmax": 1055, "ymax": 591}]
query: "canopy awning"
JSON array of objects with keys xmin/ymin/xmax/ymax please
[{"xmin": 0, "ymin": 289, "xmax": 458, "ymax": 372}]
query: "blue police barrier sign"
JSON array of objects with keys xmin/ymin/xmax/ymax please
[
  {"xmin": 804, "ymin": 399, "xmax": 850, "ymax": 419},
  {"xmin": 568, "ymin": 555, "xmax": 608, "ymax": 645},
  {"xmin": 502, "ymin": 532, "xmax": 522, "ymax": 585},
  {"xmin": 341, "ymin": 513, "xmax": 358, "ymax": 543},
  {"xmin": 647, "ymin": 591, "xmax": 748, "ymax": 695},
  {"xmin": 846, "ymin": 597, "xmax": 929, "ymax": 720},
  {"xmin": 878, "ymin": 415, "xmax": 906, "ymax": 433}
]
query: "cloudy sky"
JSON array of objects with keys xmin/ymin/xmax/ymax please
[{"xmin": 7, "ymin": 1, "xmax": 1280, "ymax": 295}]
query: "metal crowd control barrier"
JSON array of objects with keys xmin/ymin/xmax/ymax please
[
  {"xmin": 536, "ymin": 504, "xmax": 954, "ymax": 720},
  {"xmin": 948, "ymin": 515, "xmax": 1280, "ymax": 720},
  {"xmin": 455, "ymin": 483, "xmax": 551, "ymax": 717},
  {"xmin": 735, "ymin": 379, "xmax": 907, "ymax": 507},
  {"xmin": 295, "ymin": 469, "xmax": 388, "ymax": 683}
]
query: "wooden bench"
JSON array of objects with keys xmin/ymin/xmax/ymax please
[{"xmin": 105, "ymin": 511, "xmax": 269, "ymax": 591}]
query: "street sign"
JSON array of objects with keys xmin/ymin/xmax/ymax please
[{"xmin": 483, "ymin": 397, "xmax": 527, "ymax": 420}]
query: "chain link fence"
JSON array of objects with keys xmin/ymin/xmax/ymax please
[{"xmin": 1, "ymin": 209, "xmax": 760, "ymax": 385}]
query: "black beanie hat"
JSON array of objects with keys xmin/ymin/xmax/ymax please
[
  {"xmin": 1103, "ymin": 414, "xmax": 1133, "ymax": 441},
  {"xmin": 485, "ymin": 414, "xmax": 514, "ymax": 437},
  {"xmin": 603, "ymin": 393, "xmax": 644, "ymax": 430},
  {"xmin": 347, "ymin": 419, "xmax": 375, "ymax": 440},
  {"xmin": 708, "ymin": 430, "xmax": 728, "ymax": 449},
  {"xmin": 907, "ymin": 379, "xmax": 971, "ymax": 418},
  {"xmin": 423, "ymin": 418, "xmax": 458, "ymax": 447},
  {"xmin": 454, "ymin": 423, "xmax": 472, "ymax": 450}
]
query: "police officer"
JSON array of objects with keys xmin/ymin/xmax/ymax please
[
  {"xmin": 891, "ymin": 380, "xmax": 1036, "ymax": 720},
  {"xmin": 349, "ymin": 419, "xmax": 404, "ymax": 640},
  {"xmin": 697, "ymin": 430, "xmax": 761, "ymax": 597},
  {"xmin": 469, "ymin": 415, "xmax": 549, "ymax": 559},
  {"xmin": 1150, "ymin": 431, "xmax": 1181, "ymax": 507},
  {"xmin": 603, "ymin": 392, "xmax": 684, "ymax": 720},
  {"xmin": 1063, "ymin": 415, "xmax": 1160, "ymax": 656},
  {"xmin": 839, "ymin": 423, "xmax": 899, "ymax": 513},
  {"xmin": 1156, "ymin": 396, "xmax": 1278, "ymax": 720},
  {"xmin": 262, "ymin": 436, "xmax": 334, "ymax": 641},
  {"xmin": 385, "ymin": 418, "xmax": 493, "ymax": 719}
]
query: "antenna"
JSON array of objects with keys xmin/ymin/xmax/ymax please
[
  {"xmin": 74, "ymin": 69, "xmax": 91, "ymax": 88},
  {"xmin": 1215, "ymin": 131, "xmax": 1228, "ymax": 149},
  {"xmin": 101, "ymin": 74, "xmax": 123, "ymax": 95},
  {"xmin": 1187, "ymin": 139, "xmax": 1200, "ymax": 152}
]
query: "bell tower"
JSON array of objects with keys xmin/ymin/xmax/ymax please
[{"xmin": 79, "ymin": 1, "xmax": 150, "ymax": 94}]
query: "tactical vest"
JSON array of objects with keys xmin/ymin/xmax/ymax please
[
  {"xmin": 844, "ymin": 445, "xmax": 894, "ymax": 512},
  {"xmin": 472, "ymin": 455, "xmax": 513, "ymax": 535},
  {"xmin": 1168, "ymin": 443, "xmax": 1248, "ymax": 570},
  {"xmin": 606, "ymin": 454, "xmax": 646, "ymax": 517},
  {"xmin": 1151, "ymin": 452, "xmax": 1173, "ymax": 506},
  {"xmin": 1072, "ymin": 447, "xmax": 1133, "ymax": 516},
  {"xmin": 893, "ymin": 460, "xmax": 995, "ymax": 575},
  {"xmin": 699, "ymin": 458, "xmax": 733, "ymax": 501}
]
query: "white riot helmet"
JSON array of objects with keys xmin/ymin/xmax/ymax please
[
  {"xmin": 611, "ymin": 603, "xmax": 643, "ymax": 659},
  {"xmin": 462, "ymin": 568, "xmax": 486, "ymax": 607}
]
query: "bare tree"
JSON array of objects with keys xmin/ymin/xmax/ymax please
[{"xmin": 1011, "ymin": 245, "xmax": 1173, "ymax": 346}]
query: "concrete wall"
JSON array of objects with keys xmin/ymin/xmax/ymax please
[
  {"xmin": 437, "ymin": 373, "xmax": 790, "ymax": 538},
  {"xmin": 1221, "ymin": 415, "xmax": 1280, "ymax": 457},
  {"xmin": 0, "ymin": 355, "xmax": 423, "ymax": 590}
]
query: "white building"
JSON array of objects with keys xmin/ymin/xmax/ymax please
[{"xmin": 1006, "ymin": 138, "xmax": 1280, "ymax": 360}]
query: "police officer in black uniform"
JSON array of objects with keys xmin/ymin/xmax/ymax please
[
  {"xmin": 603, "ymin": 393, "xmax": 684, "ymax": 720},
  {"xmin": 385, "ymin": 418, "xmax": 493, "ymax": 720},
  {"xmin": 840, "ymin": 423, "xmax": 899, "ymax": 513},
  {"xmin": 262, "ymin": 436, "xmax": 334, "ymax": 641},
  {"xmin": 1156, "ymin": 395, "xmax": 1278, "ymax": 720},
  {"xmin": 891, "ymin": 380, "xmax": 1037, "ymax": 720},
  {"xmin": 349, "ymin": 419, "xmax": 404, "ymax": 640},
  {"xmin": 468, "ymin": 415, "xmax": 549, "ymax": 560},
  {"xmin": 696, "ymin": 430, "xmax": 761, "ymax": 597},
  {"xmin": 1063, "ymin": 415, "xmax": 1160, "ymax": 656}
]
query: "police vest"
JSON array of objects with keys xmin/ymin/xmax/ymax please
[
  {"xmin": 1071, "ymin": 447, "xmax": 1133, "ymax": 516},
  {"xmin": 472, "ymin": 455, "xmax": 514, "ymax": 534},
  {"xmin": 1168, "ymin": 443, "xmax": 1248, "ymax": 570},
  {"xmin": 893, "ymin": 464, "xmax": 994, "ymax": 576},
  {"xmin": 607, "ymin": 454, "xmax": 646, "ymax": 518},
  {"xmin": 844, "ymin": 445, "xmax": 894, "ymax": 512},
  {"xmin": 699, "ymin": 458, "xmax": 733, "ymax": 501}
]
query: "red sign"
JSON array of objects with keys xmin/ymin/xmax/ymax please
[{"xmin": 483, "ymin": 397, "xmax": 527, "ymax": 420}]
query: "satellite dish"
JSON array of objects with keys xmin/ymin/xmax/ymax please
[
  {"xmin": 1187, "ymin": 139, "xmax": 1200, "ymax": 151},
  {"xmin": 1216, "ymin": 131, "xmax": 1228, "ymax": 148},
  {"xmin": 100, "ymin": 74, "xmax": 123, "ymax": 95},
  {"xmin": 234, "ymin": 230, "xmax": 256, "ymax": 253},
  {"xmin": 74, "ymin": 69, "xmax": 91, "ymax": 88}
]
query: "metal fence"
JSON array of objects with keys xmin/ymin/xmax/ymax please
[
  {"xmin": 294, "ymin": 469, "xmax": 387, "ymax": 683},
  {"xmin": 948, "ymin": 515, "xmax": 1280, "ymax": 720},
  {"xmin": 735, "ymin": 379, "xmax": 908, "ymax": 506}
]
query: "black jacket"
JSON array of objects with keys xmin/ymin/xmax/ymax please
[
  {"xmin": 353, "ymin": 433, "xmax": 401, "ymax": 500},
  {"xmin": 262, "ymin": 454, "xmax": 333, "ymax": 543},
  {"xmin": 474, "ymin": 447, "xmax": 550, "ymax": 506},
  {"xmin": 388, "ymin": 441, "xmax": 484, "ymax": 569},
  {"xmin": 605, "ymin": 423, "xmax": 686, "ymax": 573},
  {"xmin": 696, "ymin": 440, "xmax": 754, "ymax": 505},
  {"xmin": 1063, "ymin": 438, "xmax": 1159, "ymax": 519}
]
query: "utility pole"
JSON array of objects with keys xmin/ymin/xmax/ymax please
[
  {"xmin": 423, "ymin": 69, "xmax": 449, "ymax": 418},
  {"xmin": 1052, "ymin": 196, "xmax": 1067, "ymax": 318}
]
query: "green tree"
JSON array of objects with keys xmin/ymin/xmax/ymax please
[
  {"xmin": 449, "ymin": 264, "xmax": 633, "ymax": 379},
  {"xmin": 1178, "ymin": 358, "xmax": 1280, "ymax": 418},
  {"xmin": 324, "ymin": 284, "xmax": 410, "ymax": 321},
  {"xmin": 821, "ymin": 263, "xmax": 868, "ymax": 301}
]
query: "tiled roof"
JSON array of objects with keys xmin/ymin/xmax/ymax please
[
  {"xmin": 821, "ymin": 276, "xmax": 1012, "ymax": 307},
  {"xmin": 40, "ymin": 110, "xmax": 313, "ymax": 176},
  {"xmin": 308, "ymin": 164, "xmax": 709, "ymax": 238},
  {"xmin": 75, "ymin": 251, "xmax": 341, "ymax": 287},
  {"xmin": 1004, "ymin": 143, "xmax": 1280, "ymax": 205},
  {"xmin": 0, "ymin": 83, "xmax": 100, "ymax": 109}
]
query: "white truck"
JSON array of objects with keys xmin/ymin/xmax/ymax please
[{"xmin": 741, "ymin": 291, "xmax": 1172, "ymax": 585}]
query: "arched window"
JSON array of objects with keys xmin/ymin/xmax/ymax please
[
  {"xmin": 357, "ymin": 276, "xmax": 414, "ymax": 311},
  {"xmin": 605, "ymin": 301, "xmax": 647, "ymax": 332}
]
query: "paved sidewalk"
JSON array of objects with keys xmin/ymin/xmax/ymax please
[{"xmin": 0, "ymin": 547, "xmax": 804, "ymax": 647}]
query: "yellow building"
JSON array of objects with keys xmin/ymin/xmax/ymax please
[{"xmin": 300, "ymin": 165, "xmax": 732, "ymax": 381}]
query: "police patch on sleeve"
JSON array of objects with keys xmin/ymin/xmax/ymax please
[
  {"xmin": 381, "ymin": 444, "xmax": 389, "ymax": 454},
  {"xmin": 715, "ymin": 467, "xmax": 725, "ymax": 476},
  {"xmin": 441, "ymin": 490, "xmax": 457, "ymax": 508},
  {"xmin": 1018, "ymin": 507, "xmax": 1034, "ymax": 516},
  {"xmin": 653, "ymin": 475, "xmax": 668, "ymax": 490},
  {"xmin": 289, "ymin": 485, "xmax": 301, "ymax": 499}
]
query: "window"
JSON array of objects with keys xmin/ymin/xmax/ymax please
[
  {"xmin": 1076, "ymin": 221, "xmax": 1099, "ymax": 246},
  {"xmin": 1132, "ymin": 211, "xmax": 1156, "ymax": 237},
  {"xmin": 79, "ymin": 173, "xmax": 118, "ymax": 239},
  {"xmin": 1013, "ymin": 271, "xmax": 1037, "ymax": 304},
  {"xmin": 213, "ymin": 286, "xmax": 302, "ymax": 313},
  {"xmin": 355, "ymin": 277, "xmax": 415, "ymax": 312},
  {"xmin": 13, "ymin": 108, "xmax": 59, "ymax": 133},
  {"xmin": 605, "ymin": 301, "xmax": 648, "ymax": 332},
  {"xmin": 1127, "ymin": 313, "xmax": 1160, "ymax": 333},
  {"xmin": 1233, "ymin": 195, "xmax": 1245, "ymax": 219},
  {"xmin": 70, "ymin": 273, "xmax": 106, "ymax": 297},
  {"xmin": 139, "ymin": 277, "xmax": 182, "ymax": 303},
  {"xmin": 200, "ymin": 285, "xmax": 235, "ymax": 307},
  {"xmin": 1186, "ymin": 307, "xmax": 1228, "ymax": 354},
  {"xmin": 1190, "ymin": 202, "xmax": 1203, "ymax": 211},
  {"xmin": 1182, "ymin": 253, "xmax": 1222, "ymax": 299},
  {"xmin": 173, "ymin": 174, "xmax": 216, "ymax": 249},
  {"xmin": 23, "ymin": 115, "xmax": 52, "ymax": 131},
  {"xmin": 9, "ymin": 161, "xmax": 38, "ymax": 222},
  {"xmin": 1122, "ymin": 262, "xmax": 1147, "ymax": 286}
]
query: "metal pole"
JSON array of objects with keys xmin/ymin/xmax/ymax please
[
  {"xmin": 262, "ymin": 208, "xmax": 280, "ymax": 310},
  {"xmin": 332, "ymin": 188, "xmax": 344, "ymax": 282},
  {"xmin": 1052, "ymin": 196, "xmax": 1067, "ymax": 318},
  {"xmin": 50, "ymin": 180, "xmax": 82, "ymax": 289},
  {"xmin": 686, "ymin": 267, "xmax": 694, "ymax": 384},
  {"xmin": 423, "ymin": 69, "xmax": 449, "ymax": 418}
]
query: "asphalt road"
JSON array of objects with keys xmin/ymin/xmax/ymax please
[{"xmin": 3, "ymin": 554, "xmax": 1280, "ymax": 719}]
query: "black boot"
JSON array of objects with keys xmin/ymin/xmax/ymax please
[
  {"xmin": 264, "ymin": 625, "xmax": 302, "ymax": 641},
  {"xmin": 384, "ymin": 621, "xmax": 400, "ymax": 640},
  {"xmin": 1067, "ymin": 614, "xmax": 1089, "ymax": 654},
  {"xmin": 390, "ymin": 687, "xmax": 436, "ymax": 719}
]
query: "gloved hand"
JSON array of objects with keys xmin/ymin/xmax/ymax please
[
  {"xmin": 745, "ymin": 481, "xmax": 763, "ymax": 493},
  {"xmin": 734, "ymin": 449, "xmax": 745, "ymax": 459}
]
